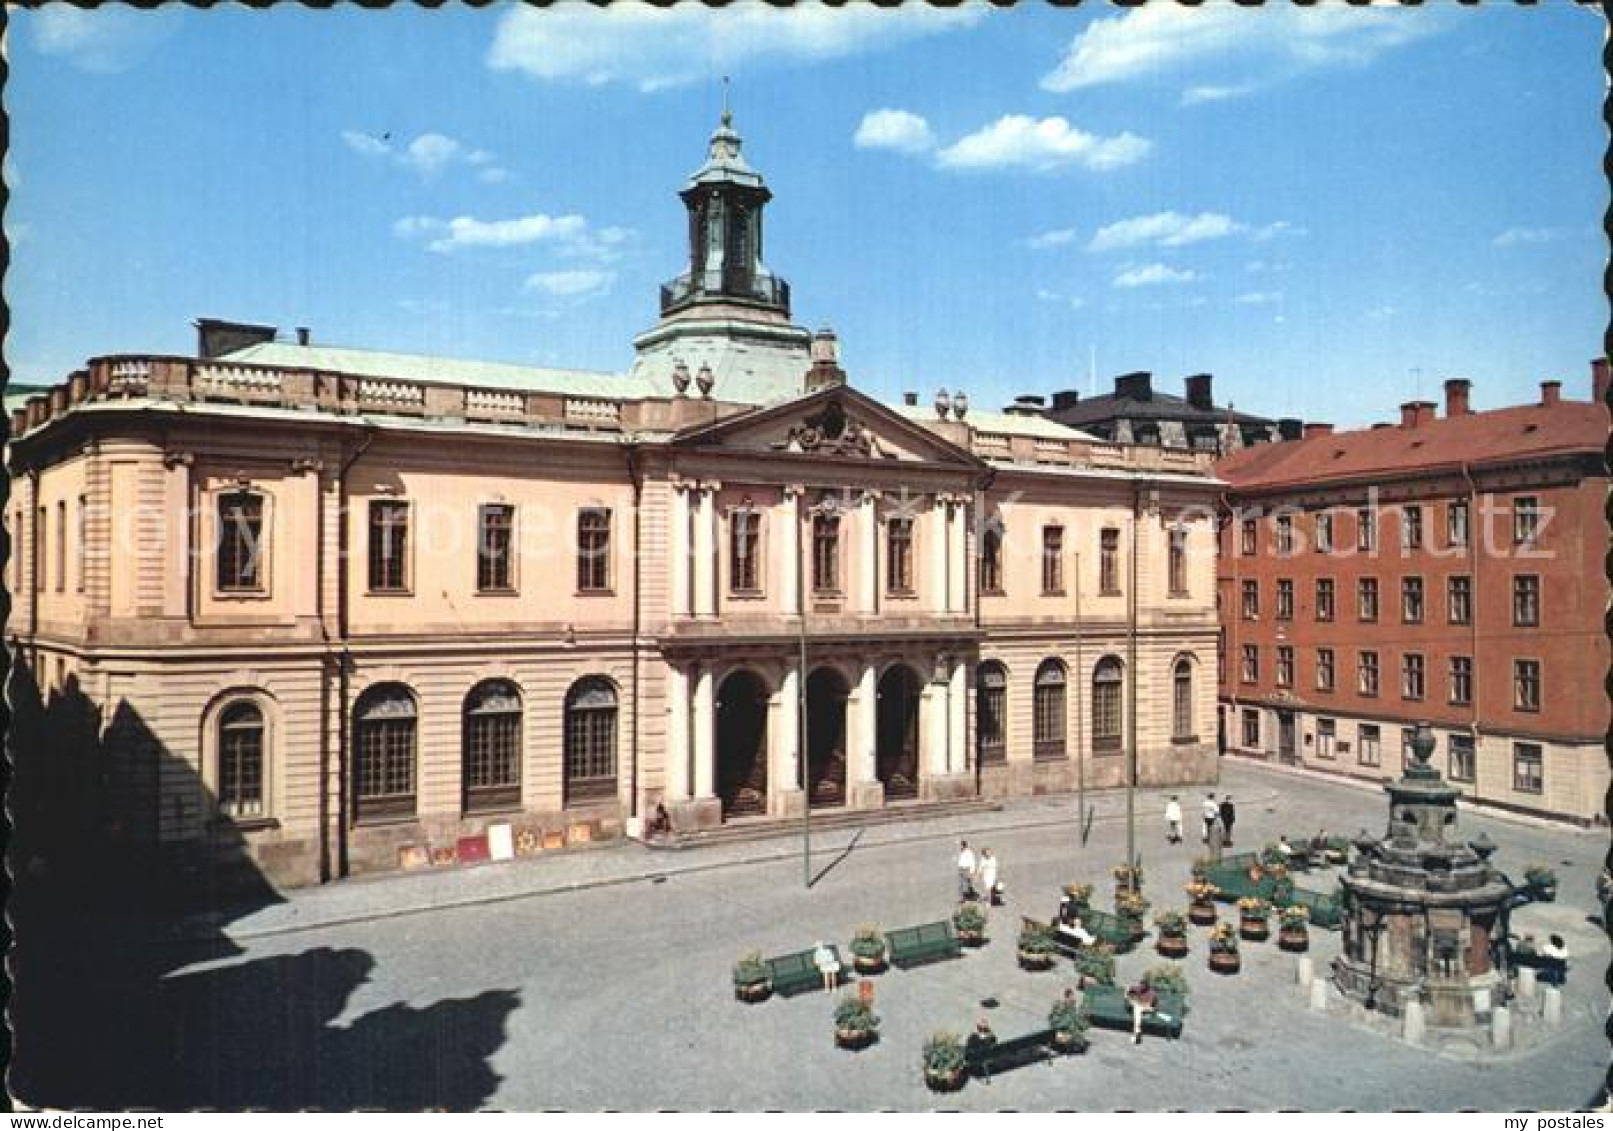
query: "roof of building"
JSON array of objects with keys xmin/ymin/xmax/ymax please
[
  {"xmin": 889, "ymin": 403, "xmax": 1097, "ymax": 441},
  {"xmin": 5, "ymin": 385, "xmax": 53, "ymax": 414},
  {"xmin": 1047, "ymin": 388, "xmax": 1273, "ymax": 428},
  {"xmin": 1217, "ymin": 399, "xmax": 1609, "ymax": 491}
]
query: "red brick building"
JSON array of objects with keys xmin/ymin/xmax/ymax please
[{"xmin": 1216, "ymin": 363, "xmax": 1609, "ymax": 824}]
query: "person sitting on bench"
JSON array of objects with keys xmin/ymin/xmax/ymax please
[
  {"xmin": 965, "ymin": 1018, "xmax": 997, "ymax": 1062},
  {"xmin": 813, "ymin": 940, "xmax": 842, "ymax": 992},
  {"xmin": 1125, "ymin": 981, "xmax": 1158, "ymax": 1046},
  {"xmin": 1059, "ymin": 915, "xmax": 1097, "ymax": 948},
  {"xmin": 1539, "ymin": 934, "xmax": 1570, "ymax": 985}
]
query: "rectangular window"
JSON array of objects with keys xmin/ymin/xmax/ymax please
[
  {"xmin": 1099, "ymin": 527, "xmax": 1119, "ymax": 593},
  {"xmin": 978, "ymin": 672, "xmax": 1006, "ymax": 764},
  {"xmin": 1358, "ymin": 577, "xmax": 1379, "ymax": 622},
  {"xmin": 1240, "ymin": 517, "xmax": 1257, "ymax": 556},
  {"xmin": 886, "ymin": 516, "xmax": 914, "ymax": 594},
  {"xmin": 1449, "ymin": 734, "xmax": 1476, "ymax": 783},
  {"xmin": 1316, "ymin": 718, "xmax": 1336, "ymax": 760},
  {"xmin": 34, "ymin": 506, "xmax": 44, "ymax": 597},
  {"xmin": 980, "ymin": 527, "xmax": 1003, "ymax": 594},
  {"xmin": 1513, "ymin": 659, "xmax": 1540, "ymax": 713},
  {"xmin": 1358, "ymin": 724, "xmax": 1381, "ymax": 767},
  {"xmin": 1513, "ymin": 742, "xmax": 1543, "ymax": 794},
  {"xmin": 477, "ymin": 504, "xmax": 515, "ymax": 592},
  {"xmin": 1401, "ymin": 576, "xmax": 1424, "ymax": 624},
  {"xmin": 1168, "ymin": 526, "xmax": 1188, "ymax": 596},
  {"xmin": 1043, "ymin": 526, "xmax": 1065, "ymax": 594},
  {"xmin": 813, "ymin": 514, "xmax": 840, "ymax": 593},
  {"xmin": 1512, "ymin": 575, "xmax": 1540, "ymax": 627},
  {"xmin": 1401, "ymin": 504, "xmax": 1423, "ymax": 551},
  {"xmin": 577, "ymin": 508, "xmax": 612, "ymax": 592},
  {"xmin": 1449, "ymin": 656, "xmax": 1473, "ymax": 706},
  {"xmin": 1447, "ymin": 500, "xmax": 1469, "ymax": 549},
  {"xmin": 1276, "ymin": 578, "xmax": 1294, "ymax": 621},
  {"xmin": 1315, "ymin": 511, "xmax": 1334, "ymax": 553},
  {"xmin": 1513, "ymin": 496, "xmax": 1540, "ymax": 548},
  {"xmin": 219, "ymin": 492, "xmax": 266, "ymax": 593},
  {"xmin": 1172, "ymin": 666, "xmax": 1193, "ymax": 740},
  {"xmin": 1275, "ymin": 514, "xmax": 1294, "ymax": 556},
  {"xmin": 1400, "ymin": 727, "xmax": 1417, "ymax": 772},
  {"xmin": 1242, "ymin": 708, "xmax": 1260, "ymax": 748},
  {"xmin": 368, "ymin": 500, "xmax": 409, "ymax": 592},
  {"xmin": 730, "ymin": 509, "xmax": 762, "ymax": 593},
  {"xmin": 1241, "ymin": 579, "xmax": 1259, "ymax": 620},
  {"xmin": 1448, "ymin": 575, "xmax": 1472, "ymax": 625},
  {"xmin": 1358, "ymin": 650, "xmax": 1380, "ymax": 697},
  {"xmin": 1241, "ymin": 644, "xmax": 1259, "ymax": 684},
  {"xmin": 54, "ymin": 500, "xmax": 66, "ymax": 592},
  {"xmin": 1316, "ymin": 578, "xmax": 1335, "ymax": 622},
  {"xmin": 1276, "ymin": 645, "xmax": 1294, "ymax": 689},
  {"xmin": 74, "ymin": 495, "xmax": 86, "ymax": 594},
  {"xmin": 1357, "ymin": 507, "xmax": 1377, "ymax": 552},
  {"xmin": 1316, "ymin": 648, "xmax": 1335, "ymax": 692},
  {"xmin": 1402, "ymin": 652, "xmax": 1425, "ymax": 700}
]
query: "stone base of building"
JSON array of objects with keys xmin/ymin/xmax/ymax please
[
  {"xmin": 1332, "ymin": 957, "xmax": 1503, "ymax": 1027},
  {"xmin": 772, "ymin": 788, "xmax": 808, "ymax": 818},
  {"xmin": 671, "ymin": 796, "xmax": 724, "ymax": 831},
  {"xmin": 348, "ymin": 804, "xmax": 625, "ymax": 879},
  {"xmin": 848, "ymin": 780, "xmax": 886, "ymax": 810},
  {"xmin": 921, "ymin": 772, "xmax": 975, "ymax": 802}
]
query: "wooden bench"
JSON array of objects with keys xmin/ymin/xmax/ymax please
[
  {"xmin": 965, "ymin": 1028, "xmax": 1056, "ymax": 1080},
  {"xmin": 1082, "ymin": 985, "xmax": 1187, "ymax": 1039},
  {"xmin": 763, "ymin": 945, "xmax": 843, "ymax": 997},
  {"xmin": 885, "ymin": 921, "xmax": 961, "ymax": 969}
]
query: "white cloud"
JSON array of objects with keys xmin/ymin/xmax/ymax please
[
  {"xmin": 1024, "ymin": 228, "xmax": 1080, "ymax": 251},
  {"xmin": 28, "ymin": 6, "xmax": 182, "ymax": 74},
  {"xmin": 402, "ymin": 133, "xmax": 467, "ymax": 177},
  {"xmin": 1233, "ymin": 291, "xmax": 1282, "ymax": 305},
  {"xmin": 1089, "ymin": 211, "xmax": 1243, "ymax": 252},
  {"xmin": 396, "ymin": 213, "xmax": 635, "ymax": 263},
  {"xmin": 1033, "ymin": 289, "xmax": 1087, "ymax": 310},
  {"xmin": 478, "ymin": 166, "xmax": 512, "ymax": 185},
  {"xmin": 525, "ymin": 269, "xmax": 615, "ymax": 299},
  {"xmin": 488, "ymin": 2, "xmax": 981, "ymax": 91},
  {"xmin": 343, "ymin": 130, "xmax": 509, "ymax": 183},
  {"xmin": 936, "ymin": 116, "xmax": 1151, "ymax": 173},
  {"xmin": 1181, "ymin": 83, "xmax": 1256, "ymax": 106},
  {"xmin": 854, "ymin": 109, "xmax": 936, "ymax": 155},
  {"xmin": 1251, "ymin": 220, "xmax": 1305, "ymax": 242},
  {"xmin": 1492, "ymin": 226, "xmax": 1568, "ymax": 248},
  {"xmin": 342, "ymin": 130, "xmax": 393, "ymax": 159},
  {"xmin": 1114, "ymin": 263, "xmax": 1199, "ymax": 288},
  {"xmin": 1042, "ymin": 4, "xmax": 1444, "ymax": 95}
]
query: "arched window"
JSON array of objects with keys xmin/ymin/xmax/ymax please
[
  {"xmin": 977, "ymin": 662, "xmax": 1008, "ymax": 764},
  {"xmin": 564, "ymin": 677, "xmax": 618, "ymax": 804},
  {"xmin": 354, "ymin": 684, "xmax": 417, "ymax": 819},
  {"xmin": 1033, "ymin": 659, "xmax": 1067, "ymax": 761},
  {"xmin": 1092, "ymin": 657, "xmax": 1123, "ymax": 751},
  {"xmin": 464, "ymin": 680, "xmax": 522, "ymax": 812},
  {"xmin": 1172, "ymin": 658, "xmax": 1195, "ymax": 741},
  {"xmin": 218, "ymin": 701, "xmax": 265, "ymax": 817}
]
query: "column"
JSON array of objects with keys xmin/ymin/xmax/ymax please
[
  {"xmin": 671, "ymin": 482, "xmax": 691, "ymax": 619},
  {"xmin": 857, "ymin": 663, "xmax": 879, "ymax": 784},
  {"xmin": 928, "ymin": 495, "xmax": 949, "ymax": 613},
  {"xmin": 859, "ymin": 490, "xmax": 878, "ymax": 614},
  {"xmin": 693, "ymin": 664, "xmax": 715, "ymax": 798},
  {"xmin": 949, "ymin": 658, "xmax": 967, "ymax": 776},
  {"xmin": 779, "ymin": 664, "xmax": 801, "ymax": 792},
  {"xmin": 782, "ymin": 486, "xmax": 802, "ymax": 615},
  {"xmin": 949, "ymin": 500, "xmax": 968, "ymax": 614},
  {"xmin": 665, "ymin": 663, "xmax": 691, "ymax": 800},
  {"xmin": 925, "ymin": 670, "xmax": 950, "ymax": 778},
  {"xmin": 694, "ymin": 483, "xmax": 717, "ymax": 618}
]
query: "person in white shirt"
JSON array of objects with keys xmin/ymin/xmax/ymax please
[
  {"xmin": 957, "ymin": 840, "xmax": 977, "ymax": 900},
  {"xmin": 1060, "ymin": 915, "xmax": 1097, "ymax": 948},
  {"xmin": 1202, "ymin": 794, "xmax": 1220, "ymax": 844},
  {"xmin": 1164, "ymin": 796, "xmax": 1183, "ymax": 845},
  {"xmin": 979, "ymin": 848, "xmax": 1000, "ymax": 906},
  {"xmin": 813, "ymin": 941, "xmax": 841, "ymax": 991}
]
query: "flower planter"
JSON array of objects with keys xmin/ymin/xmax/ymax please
[
  {"xmin": 835, "ymin": 1027, "xmax": 877, "ymax": 1050},
  {"xmin": 1188, "ymin": 901, "xmax": 1218, "ymax": 926},
  {"xmin": 1156, "ymin": 933, "xmax": 1189, "ymax": 958},
  {"xmin": 1208, "ymin": 949, "xmax": 1242, "ymax": 975},
  {"xmin": 925, "ymin": 1067, "xmax": 966, "ymax": 1093},
  {"xmin": 1239, "ymin": 916, "xmax": 1270, "ymax": 942},
  {"xmin": 1121, "ymin": 917, "xmax": 1146, "ymax": 943},
  {"xmin": 853, "ymin": 954, "xmax": 887, "ymax": 975},
  {"xmin": 1277, "ymin": 926, "xmax": 1309, "ymax": 953},
  {"xmin": 735, "ymin": 981, "xmax": 772, "ymax": 1003},
  {"xmin": 1018, "ymin": 949, "xmax": 1056, "ymax": 972},
  {"xmin": 956, "ymin": 929, "xmax": 986, "ymax": 948},
  {"xmin": 1052, "ymin": 1031, "xmax": 1089, "ymax": 1055}
]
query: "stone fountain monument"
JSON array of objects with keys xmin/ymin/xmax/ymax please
[{"xmin": 1333, "ymin": 723, "xmax": 1516, "ymax": 1030}]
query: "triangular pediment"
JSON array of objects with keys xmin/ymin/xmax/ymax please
[{"xmin": 671, "ymin": 385, "xmax": 984, "ymax": 468}]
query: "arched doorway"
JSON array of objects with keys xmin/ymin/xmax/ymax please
[
  {"xmin": 716, "ymin": 670, "xmax": 769, "ymax": 818},
  {"xmin": 804, "ymin": 667, "xmax": 849, "ymax": 809},
  {"xmin": 877, "ymin": 664, "xmax": 921, "ymax": 801}
]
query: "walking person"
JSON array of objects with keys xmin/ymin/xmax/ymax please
[
  {"xmin": 1201, "ymin": 793, "xmax": 1219, "ymax": 845},
  {"xmin": 1164, "ymin": 796, "xmax": 1183, "ymax": 845},
  {"xmin": 1219, "ymin": 795, "xmax": 1237, "ymax": 848},
  {"xmin": 957, "ymin": 839, "xmax": 977, "ymax": 901},
  {"xmin": 979, "ymin": 848, "xmax": 1001, "ymax": 907}
]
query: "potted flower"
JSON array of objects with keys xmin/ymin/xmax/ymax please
[
  {"xmin": 922, "ymin": 1031, "xmax": 967, "ymax": 1092},
  {"xmin": 732, "ymin": 950, "xmax": 771, "ymax": 1003},
  {"xmin": 1184, "ymin": 880, "xmax": 1220, "ymax": 925},
  {"xmin": 953, "ymin": 901, "xmax": 987, "ymax": 946},
  {"xmin": 1524, "ymin": 865, "xmax": 1558, "ymax": 902},
  {"xmin": 1154, "ymin": 909, "xmax": 1189, "ymax": 958},
  {"xmin": 1115, "ymin": 890, "xmax": 1150, "ymax": 941},
  {"xmin": 1072, "ymin": 943, "xmax": 1116, "ymax": 988},
  {"xmin": 1113, "ymin": 862, "xmax": 1145, "ymax": 896},
  {"xmin": 1277, "ymin": 905, "xmax": 1311, "ymax": 952},
  {"xmin": 1238, "ymin": 897, "xmax": 1271, "ymax": 942},
  {"xmin": 1190, "ymin": 855, "xmax": 1216, "ymax": 881},
  {"xmin": 1048, "ymin": 995, "xmax": 1091, "ymax": 1054},
  {"xmin": 1062, "ymin": 882, "xmax": 1094, "ymax": 914},
  {"xmin": 1207, "ymin": 922, "xmax": 1241, "ymax": 974},
  {"xmin": 1018, "ymin": 919, "xmax": 1057, "ymax": 971},
  {"xmin": 1142, "ymin": 963, "xmax": 1189, "ymax": 998},
  {"xmin": 1260, "ymin": 843, "xmax": 1289, "ymax": 870},
  {"xmin": 833, "ymin": 992, "xmax": 880, "ymax": 1050},
  {"xmin": 850, "ymin": 924, "xmax": 888, "ymax": 974}
]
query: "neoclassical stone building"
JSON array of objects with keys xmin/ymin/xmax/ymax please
[{"xmin": 7, "ymin": 115, "xmax": 1222, "ymax": 888}]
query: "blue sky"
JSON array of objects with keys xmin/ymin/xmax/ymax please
[{"xmin": 6, "ymin": 3, "xmax": 1606, "ymax": 427}]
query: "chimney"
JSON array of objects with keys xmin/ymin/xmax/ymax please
[
  {"xmin": 1303, "ymin": 422, "xmax": 1334, "ymax": 439},
  {"xmin": 1114, "ymin": 371, "xmax": 1153, "ymax": 400},
  {"xmin": 1277, "ymin": 417, "xmax": 1303, "ymax": 442},
  {"xmin": 903, "ymin": 391, "xmax": 918, "ymax": 407},
  {"xmin": 296, "ymin": 327, "xmax": 311, "ymax": 347},
  {"xmin": 1443, "ymin": 378, "xmax": 1471, "ymax": 418},
  {"xmin": 195, "ymin": 317, "xmax": 278, "ymax": 360},
  {"xmin": 805, "ymin": 327, "xmax": 846, "ymax": 391},
  {"xmin": 1184, "ymin": 373, "xmax": 1213, "ymax": 410},
  {"xmin": 1371, "ymin": 422, "xmax": 1393, "ymax": 430},
  {"xmin": 1540, "ymin": 379, "xmax": 1561, "ymax": 407},
  {"xmin": 1005, "ymin": 394, "xmax": 1047, "ymax": 418},
  {"xmin": 1051, "ymin": 389, "xmax": 1081, "ymax": 412},
  {"xmin": 1592, "ymin": 357, "xmax": 1610, "ymax": 406},
  {"xmin": 1399, "ymin": 400, "xmax": 1436, "ymax": 428}
]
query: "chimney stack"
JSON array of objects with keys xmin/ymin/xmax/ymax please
[
  {"xmin": 1592, "ymin": 357, "xmax": 1610, "ymax": 406},
  {"xmin": 1005, "ymin": 394, "xmax": 1047, "ymax": 418},
  {"xmin": 1540, "ymin": 380, "xmax": 1561, "ymax": 407},
  {"xmin": 903, "ymin": 391, "xmax": 918, "ymax": 407},
  {"xmin": 1115, "ymin": 371, "xmax": 1153, "ymax": 400},
  {"xmin": 1184, "ymin": 373, "xmax": 1214, "ymax": 410},
  {"xmin": 296, "ymin": 327, "xmax": 310, "ymax": 347},
  {"xmin": 1303, "ymin": 422, "xmax": 1334, "ymax": 439},
  {"xmin": 1399, "ymin": 400, "xmax": 1436, "ymax": 429},
  {"xmin": 805, "ymin": 327, "xmax": 846, "ymax": 391},
  {"xmin": 1277, "ymin": 417, "xmax": 1303, "ymax": 442},
  {"xmin": 1051, "ymin": 389, "xmax": 1081, "ymax": 412},
  {"xmin": 1443, "ymin": 378, "xmax": 1471, "ymax": 418}
]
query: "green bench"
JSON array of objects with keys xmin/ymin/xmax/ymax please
[
  {"xmin": 1049, "ymin": 909, "xmax": 1138, "ymax": 954},
  {"xmin": 965, "ymin": 1028, "xmax": 1056, "ymax": 1080},
  {"xmin": 1204, "ymin": 854, "xmax": 1282, "ymax": 903},
  {"xmin": 886, "ymin": 921, "xmax": 961, "ymax": 969},
  {"xmin": 763, "ymin": 944, "xmax": 843, "ymax": 997},
  {"xmin": 1286, "ymin": 886, "xmax": 1344, "ymax": 930},
  {"xmin": 1082, "ymin": 985, "xmax": 1187, "ymax": 1039}
]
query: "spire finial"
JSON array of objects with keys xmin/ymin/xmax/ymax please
[{"xmin": 721, "ymin": 75, "xmax": 732, "ymax": 127}]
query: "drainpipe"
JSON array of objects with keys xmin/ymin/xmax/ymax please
[
  {"xmin": 1125, "ymin": 478, "xmax": 1141, "ymax": 870},
  {"xmin": 333, "ymin": 424, "xmax": 376, "ymax": 880},
  {"xmin": 1460, "ymin": 462, "xmax": 1481, "ymax": 805},
  {"xmin": 973, "ymin": 466, "xmax": 995, "ymax": 800},
  {"xmin": 1219, "ymin": 488, "xmax": 1238, "ymax": 775},
  {"xmin": 625, "ymin": 442, "xmax": 644, "ymax": 824}
]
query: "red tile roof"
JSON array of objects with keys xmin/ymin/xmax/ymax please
[{"xmin": 1216, "ymin": 399, "xmax": 1608, "ymax": 491}]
